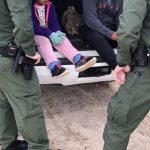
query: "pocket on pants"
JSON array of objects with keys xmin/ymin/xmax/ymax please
[
  {"xmin": 14, "ymin": 88, "xmax": 41, "ymax": 117},
  {"xmin": 124, "ymin": 71, "xmax": 141, "ymax": 93},
  {"xmin": 107, "ymin": 94, "xmax": 130, "ymax": 125}
]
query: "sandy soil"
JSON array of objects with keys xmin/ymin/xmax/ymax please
[
  {"xmin": 1, "ymin": 82, "xmax": 149, "ymax": 150},
  {"xmin": 41, "ymin": 82, "xmax": 150, "ymax": 150}
]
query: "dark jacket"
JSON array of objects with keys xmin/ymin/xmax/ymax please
[{"xmin": 81, "ymin": 0, "xmax": 123, "ymax": 39}]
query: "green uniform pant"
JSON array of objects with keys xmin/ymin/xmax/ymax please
[
  {"xmin": 103, "ymin": 67, "xmax": 150, "ymax": 150},
  {"xmin": 0, "ymin": 57, "xmax": 49, "ymax": 150}
]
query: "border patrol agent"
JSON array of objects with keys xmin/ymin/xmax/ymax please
[
  {"xmin": 103, "ymin": 0, "xmax": 150, "ymax": 149},
  {"xmin": 0, "ymin": 0, "xmax": 49, "ymax": 149}
]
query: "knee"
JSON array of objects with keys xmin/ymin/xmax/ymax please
[
  {"xmin": 89, "ymin": 30, "xmax": 105, "ymax": 40},
  {"xmin": 80, "ymin": 27, "xmax": 105, "ymax": 42},
  {"xmin": 39, "ymin": 36, "xmax": 50, "ymax": 43},
  {"xmin": 35, "ymin": 36, "xmax": 50, "ymax": 46},
  {"xmin": 89, "ymin": 32, "xmax": 106, "ymax": 46}
]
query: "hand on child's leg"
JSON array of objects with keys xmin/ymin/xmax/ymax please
[
  {"xmin": 56, "ymin": 31, "xmax": 66, "ymax": 37},
  {"xmin": 49, "ymin": 30, "xmax": 67, "ymax": 45},
  {"xmin": 49, "ymin": 32, "xmax": 64, "ymax": 45}
]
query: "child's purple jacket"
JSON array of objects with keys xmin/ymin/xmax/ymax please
[{"xmin": 32, "ymin": 1, "xmax": 61, "ymax": 38}]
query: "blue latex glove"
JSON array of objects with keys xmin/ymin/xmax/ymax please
[
  {"xmin": 49, "ymin": 32, "xmax": 64, "ymax": 45},
  {"xmin": 56, "ymin": 31, "xmax": 66, "ymax": 42},
  {"xmin": 56, "ymin": 31, "xmax": 66, "ymax": 37}
]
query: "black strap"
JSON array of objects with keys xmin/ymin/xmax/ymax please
[{"xmin": 0, "ymin": 47, "xmax": 15, "ymax": 58}]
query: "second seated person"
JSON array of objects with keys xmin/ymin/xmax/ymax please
[
  {"xmin": 79, "ymin": 0, "xmax": 123, "ymax": 69},
  {"xmin": 32, "ymin": 0, "xmax": 97, "ymax": 77}
]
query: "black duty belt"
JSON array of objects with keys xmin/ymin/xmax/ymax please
[
  {"xmin": 0, "ymin": 46, "xmax": 17, "ymax": 58},
  {"xmin": 131, "ymin": 44, "xmax": 150, "ymax": 67}
]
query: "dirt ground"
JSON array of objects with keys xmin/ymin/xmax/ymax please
[{"xmin": 41, "ymin": 82, "xmax": 150, "ymax": 150}]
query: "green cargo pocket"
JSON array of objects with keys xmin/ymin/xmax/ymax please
[
  {"xmin": 124, "ymin": 71, "xmax": 141, "ymax": 93},
  {"xmin": 108, "ymin": 94, "xmax": 130, "ymax": 125},
  {"xmin": 14, "ymin": 88, "xmax": 41, "ymax": 117}
]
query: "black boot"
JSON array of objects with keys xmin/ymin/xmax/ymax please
[{"xmin": 5, "ymin": 140, "xmax": 28, "ymax": 150}]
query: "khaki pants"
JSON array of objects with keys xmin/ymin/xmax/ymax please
[
  {"xmin": 0, "ymin": 57, "xmax": 49, "ymax": 150},
  {"xmin": 103, "ymin": 67, "xmax": 150, "ymax": 150}
]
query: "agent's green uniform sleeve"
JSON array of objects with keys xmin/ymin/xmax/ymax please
[
  {"xmin": 117, "ymin": 0, "xmax": 147, "ymax": 65},
  {"xmin": 6, "ymin": 0, "xmax": 36, "ymax": 56}
]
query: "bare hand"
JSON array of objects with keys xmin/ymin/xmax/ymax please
[
  {"xmin": 26, "ymin": 52, "xmax": 41, "ymax": 64},
  {"xmin": 111, "ymin": 32, "xmax": 118, "ymax": 41},
  {"xmin": 114, "ymin": 65, "xmax": 131, "ymax": 84}
]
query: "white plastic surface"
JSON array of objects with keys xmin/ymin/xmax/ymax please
[{"xmin": 35, "ymin": 50, "xmax": 115, "ymax": 85}]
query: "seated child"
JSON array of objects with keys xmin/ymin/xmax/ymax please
[{"xmin": 32, "ymin": 0, "xmax": 97, "ymax": 77}]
